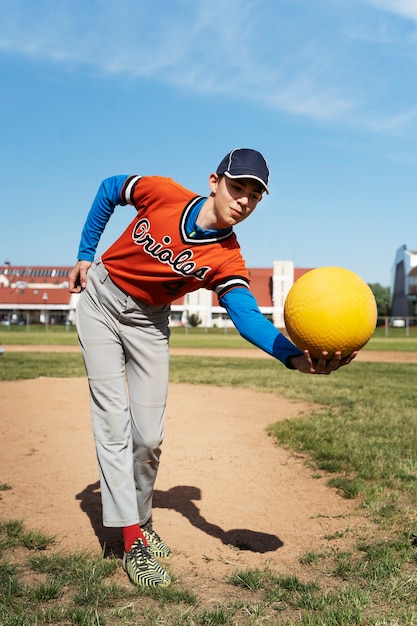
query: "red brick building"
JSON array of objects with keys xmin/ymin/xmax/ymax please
[{"xmin": 0, "ymin": 262, "xmax": 312, "ymax": 329}]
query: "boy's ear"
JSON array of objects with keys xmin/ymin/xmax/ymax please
[{"xmin": 208, "ymin": 172, "xmax": 219, "ymax": 194}]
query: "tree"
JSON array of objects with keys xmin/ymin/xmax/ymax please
[
  {"xmin": 187, "ymin": 313, "xmax": 202, "ymax": 327},
  {"xmin": 368, "ymin": 283, "xmax": 391, "ymax": 318}
]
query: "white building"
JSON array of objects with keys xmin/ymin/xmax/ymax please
[{"xmin": 391, "ymin": 245, "xmax": 417, "ymax": 318}]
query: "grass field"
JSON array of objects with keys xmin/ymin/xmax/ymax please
[
  {"xmin": 1, "ymin": 323, "xmax": 417, "ymax": 352},
  {"xmin": 1, "ymin": 331, "xmax": 417, "ymax": 624}
]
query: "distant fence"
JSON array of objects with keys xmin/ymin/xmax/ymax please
[
  {"xmin": 2, "ymin": 316, "xmax": 417, "ymax": 338},
  {"xmin": 377, "ymin": 316, "xmax": 417, "ymax": 337}
]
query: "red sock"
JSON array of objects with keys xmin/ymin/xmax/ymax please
[{"xmin": 122, "ymin": 524, "xmax": 147, "ymax": 552}]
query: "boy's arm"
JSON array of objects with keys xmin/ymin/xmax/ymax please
[
  {"xmin": 221, "ymin": 288, "xmax": 358, "ymax": 373},
  {"xmin": 69, "ymin": 175, "xmax": 128, "ymax": 292},
  {"xmin": 220, "ymin": 287, "xmax": 304, "ymax": 367},
  {"xmin": 77, "ymin": 175, "xmax": 129, "ymax": 261}
]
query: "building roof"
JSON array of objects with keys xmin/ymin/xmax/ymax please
[
  {"xmin": 0, "ymin": 263, "xmax": 314, "ymax": 309},
  {"xmin": 0, "ymin": 265, "xmax": 71, "ymax": 285},
  {"xmin": 294, "ymin": 267, "xmax": 313, "ymax": 281},
  {"xmin": 0, "ymin": 287, "xmax": 71, "ymax": 306}
]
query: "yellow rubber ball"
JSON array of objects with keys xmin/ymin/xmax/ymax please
[{"xmin": 284, "ymin": 267, "xmax": 377, "ymax": 358}]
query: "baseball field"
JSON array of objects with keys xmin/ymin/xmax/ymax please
[{"xmin": 1, "ymin": 330, "xmax": 417, "ymax": 624}]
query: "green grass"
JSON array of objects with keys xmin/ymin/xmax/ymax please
[
  {"xmin": 0, "ymin": 325, "xmax": 79, "ymax": 345},
  {"xmin": 0, "ymin": 352, "xmax": 85, "ymax": 379},
  {"xmin": 2, "ymin": 341, "xmax": 417, "ymax": 623},
  {"xmin": 367, "ymin": 325, "xmax": 417, "ymax": 352},
  {"xmin": 2, "ymin": 322, "xmax": 417, "ymax": 351},
  {"xmin": 169, "ymin": 356, "xmax": 417, "ymax": 508},
  {"xmin": 0, "ymin": 351, "xmax": 85, "ymax": 381}
]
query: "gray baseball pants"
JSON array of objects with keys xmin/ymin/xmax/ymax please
[{"xmin": 76, "ymin": 260, "xmax": 170, "ymax": 528}]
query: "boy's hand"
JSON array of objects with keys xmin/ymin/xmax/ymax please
[
  {"xmin": 289, "ymin": 350, "xmax": 358, "ymax": 375},
  {"xmin": 69, "ymin": 261, "xmax": 92, "ymax": 293}
]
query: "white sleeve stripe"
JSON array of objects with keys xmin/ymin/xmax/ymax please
[
  {"xmin": 214, "ymin": 277, "xmax": 249, "ymax": 295},
  {"xmin": 122, "ymin": 175, "xmax": 142, "ymax": 204}
]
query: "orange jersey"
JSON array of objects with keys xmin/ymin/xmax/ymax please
[{"xmin": 101, "ymin": 175, "xmax": 250, "ymax": 305}]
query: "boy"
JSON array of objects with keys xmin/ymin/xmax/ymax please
[{"xmin": 69, "ymin": 148, "xmax": 355, "ymax": 587}]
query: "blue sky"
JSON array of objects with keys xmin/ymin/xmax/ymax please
[{"xmin": 1, "ymin": 0, "xmax": 416, "ymax": 287}]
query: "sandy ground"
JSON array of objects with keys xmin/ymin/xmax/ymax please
[
  {"xmin": 4, "ymin": 343, "xmax": 417, "ymax": 363},
  {"xmin": 0, "ymin": 345, "xmax": 414, "ymax": 595}
]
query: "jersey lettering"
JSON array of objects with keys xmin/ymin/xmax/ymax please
[{"xmin": 132, "ymin": 218, "xmax": 212, "ymax": 281}]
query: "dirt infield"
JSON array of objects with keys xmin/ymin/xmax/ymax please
[
  {"xmin": 4, "ymin": 343, "xmax": 417, "ymax": 362},
  {"xmin": 1, "ymin": 346, "xmax": 413, "ymax": 595}
]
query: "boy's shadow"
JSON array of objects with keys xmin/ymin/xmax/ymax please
[
  {"xmin": 76, "ymin": 482, "xmax": 283, "ymax": 558},
  {"xmin": 153, "ymin": 485, "xmax": 283, "ymax": 553},
  {"xmin": 75, "ymin": 482, "xmax": 123, "ymax": 557}
]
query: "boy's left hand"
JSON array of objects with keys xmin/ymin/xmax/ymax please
[{"xmin": 289, "ymin": 350, "xmax": 358, "ymax": 375}]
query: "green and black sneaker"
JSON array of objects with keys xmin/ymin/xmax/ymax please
[
  {"xmin": 142, "ymin": 523, "xmax": 173, "ymax": 558},
  {"xmin": 122, "ymin": 538, "xmax": 171, "ymax": 587}
]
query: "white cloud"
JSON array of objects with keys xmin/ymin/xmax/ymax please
[
  {"xmin": 368, "ymin": 105, "xmax": 417, "ymax": 132},
  {"xmin": 364, "ymin": 0, "xmax": 417, "ymax": 22},
  {"xmin": 0, "ymin": 0, "xmax": 416, "ymax": 135}
]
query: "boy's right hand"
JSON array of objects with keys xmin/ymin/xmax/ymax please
[{"xmin": 69, "ymin": 261, "xmax": 92, "ymax": 293}]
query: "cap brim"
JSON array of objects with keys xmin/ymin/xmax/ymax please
[{"xmin": 224, "ymin": 171, "xmax": 269, "ymax": 194}]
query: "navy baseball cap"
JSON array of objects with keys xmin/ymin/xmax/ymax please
[{"xmin": 216, "ymin": 148, "xmax": 270, "ymax": 194}]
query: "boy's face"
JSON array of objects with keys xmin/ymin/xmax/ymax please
[{"xmin": 209, "ymin": 174, "xmax": 263, "ymax": 228}]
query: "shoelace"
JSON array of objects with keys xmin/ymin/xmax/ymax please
[{"xmin": 129, "ymin": 539, "xmax": 152, "ymax": 563}]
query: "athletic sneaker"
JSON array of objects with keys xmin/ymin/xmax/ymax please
[
  {"xmin": 142, "ymin": 522, "xmax": 173, "ymax": 558},
  {"xmin": 122, "ymin": 538, "xmax": 171, "ymax": 587}
]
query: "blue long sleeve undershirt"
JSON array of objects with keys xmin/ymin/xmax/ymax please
[
  {"xmin": 220, "ymin": 288, "xmax": 303, "ymax": 367},
  {"xmin": 76, "ymin": 175, "xmax": 303, "ymax": 367},
  {"xmin": 77, "ymin": 175, "xmax": 128, "ymax": 261}
]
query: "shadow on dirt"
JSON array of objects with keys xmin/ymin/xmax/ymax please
[{"xmin": 76, "ymin": 482, "xmax": 283, "ymax": 557}]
